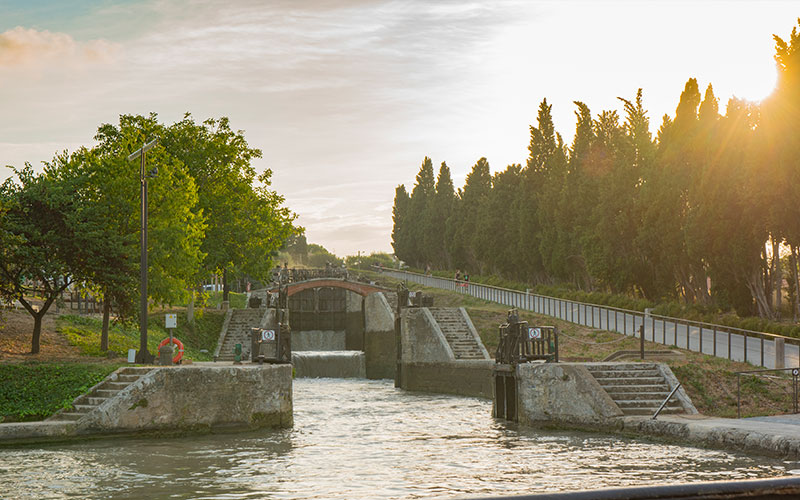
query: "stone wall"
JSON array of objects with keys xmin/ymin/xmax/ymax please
[
  {"xmin": 345, "ymin": 290, "xmax": 365, "ymax": 350},
  {"xmin": 396, "ymin": 307, "xmax": 493, "ymax": 398},
  {"xmin": 292, "ymin": 330, "xmax": 347, "ymax": 351},
  {"xmin": 364, "ymin": 293, "xmax": 396, "ymax": 379},
  {"xmin": 398, "ymin": 360, "xmax": 494, "ymax": 398},
  {"xmin": 515, "ymin": 363, "xmax": 624, "ymax": 426},
  {"xmin": 82, "ymin": 364, "xmax": 292, "ymax": 433},
  {"xmin": 400, "ymin": 308, "xmax": 453, "ymax": 363}
]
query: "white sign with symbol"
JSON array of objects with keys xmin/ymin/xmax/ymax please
[
  {"xmin": 261, "ymin": 329, "xmax": 276, "ymax": 341},
  {"xmin": 165, "ymin": 314, "xmax": 177, "ymax": 329},
  {"xmin": 793, "ymin": 368, "xmax": 799, "ymax": 377},
  {"xmin": 528, "ymin": 327, "xmax": 542, "ymax": 340}
]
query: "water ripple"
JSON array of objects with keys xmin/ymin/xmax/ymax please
[{"xmin": 0, "ymin": 378, "xmax": 796, "ymax": 499}]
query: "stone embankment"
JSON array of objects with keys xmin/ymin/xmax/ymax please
[
  {"xmin": 512, "ymin": 362, "xmax": 800, "ymax": 459},
  {"xmin": 0, "ymin": 363, "xmax": 292, "ymax": 446}
]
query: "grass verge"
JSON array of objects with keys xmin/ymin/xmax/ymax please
[
  {"xmin": 0, "ymin": 362, "xmax": 122, "ymax": 422},
  {"xmin": 57, "ymin": 310, "xmax": 225, "ymax": 362}
]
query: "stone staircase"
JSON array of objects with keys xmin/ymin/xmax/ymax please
[
  {"xmin": 586, "ymin": 363, "xmax": 684, "ymax": 416},
  {"xmin": 47, "ymin": 367, "xmax": 153, "ymax": 422},
  {"xmin": 429, "ymin": 308, "xmax": 486, "ymax": 360},
  {"xmin": 216, "ymin": 308, "xmax": 265, "ymax": 361}
]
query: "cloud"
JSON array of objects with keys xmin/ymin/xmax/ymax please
[{"xmin": 0, "ymin": 27, "xmax": 117, "ymax": 67}]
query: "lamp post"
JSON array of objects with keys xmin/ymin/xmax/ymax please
[{"xmin": 127, "ymin": 138, "xmax": 158, "ymax": 364}]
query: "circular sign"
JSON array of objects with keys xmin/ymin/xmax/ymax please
[
  {"xmin": 793, "ymin": 368, "xmax": 798, "ymax": 377},
  {"xmin": 528, "ymin": 327, "xmax": 542, "ymax": 340},
  {"xmin": 261, "ymin": 329, "xmax": 276, "ymax": 341}
]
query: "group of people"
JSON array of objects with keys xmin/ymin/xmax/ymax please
[{"xmin": 454, "ymin": 269, "xmax": 469, "ymax": 287}]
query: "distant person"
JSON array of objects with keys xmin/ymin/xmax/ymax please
[
  {"xmin": 455, "ymin": 269, "xmax": 462, "ymax": 282},
  {"xmin": 425, "ymin": 264, "xmax": 432, "ymax": 276}
]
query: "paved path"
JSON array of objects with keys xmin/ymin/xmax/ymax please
[
  {"xmin": 384, "ymin": 270, "xmax": 800, "ymax": 369},
  {"xmin": 624, "ymin": 413, "xmax": 800, "ymax": 458}
]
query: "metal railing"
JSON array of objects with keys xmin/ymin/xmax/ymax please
[{"xmin": 375, "ymin": 267, "xmax": 800, "ymax": 369}]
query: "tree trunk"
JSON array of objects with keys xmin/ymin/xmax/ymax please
[
  {"xmin": 792, "ymin": 245, "xmax": 800, "ymax": 322},
  {"xmin": 773, "ymin": 237, "xmax": 782, "ymax": 319},
  {"xmin": 31, "ymin": 313, "xmax": 42, "ymax": 354},
  {"xmin": 223, "ymin": 267, "xmax": 230, "ymax": 303},
  {"xmin": 187, "ymin": 288, "xmax": 195, "ymax": 325},
  {"xmin": 101, "ymin": 294, "xmax": 111, "ymax": 351},
  {"xmin": 746, "ymin": 266, "xmax": 773, "ymax": 320}
]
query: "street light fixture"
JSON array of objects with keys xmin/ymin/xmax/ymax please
[{"xmin": 127, "ymin": 138, "xmax": 158, "ymax": 364}]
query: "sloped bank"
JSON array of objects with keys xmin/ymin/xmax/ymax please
[{"xmin": 0, "ymin": 363, "xmax": 292, "ymax": 446}]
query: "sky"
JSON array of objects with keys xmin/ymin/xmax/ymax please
[{"xmin": 0, "ymin": 0, "xmax": 797, "ymax": 256}]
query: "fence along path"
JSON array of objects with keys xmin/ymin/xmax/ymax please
[{"xmin": 378, "ymin": 268, "xmax": 800, "ymax": 369}]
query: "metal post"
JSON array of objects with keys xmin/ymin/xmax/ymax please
[
  {"xmin": 139, "ymin": 150, "xmax": 148, "ymax": 363},
  {"xmin": 737, "ymin": 374, "xmax": 741, "ymax": 418},
  {"xmin": 640, "ymin": 324, "xmax": 645, "ymax": 359},
  {"xmin": 127, "ymin": 138, "xmax": 157, "ymax": 365},
  {"xmin": 699, "ymin": 325, "xmax": 703, "ymax": 353},
  {"xmin": 713, "ymin": 327, "xmax": 717, "ymax": 356},
  {"xmin": 728, "ymin": 331, "xmax": 732, "ymax": 360},
  {"xmin": 744, "ymin": 335, "xmax": 748, "ymax": 363}
]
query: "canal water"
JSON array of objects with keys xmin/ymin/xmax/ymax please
[{"xmin": 0, "ymin": 378, "xmax": 796, "ymax": 499}]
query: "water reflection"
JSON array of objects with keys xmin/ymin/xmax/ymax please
[{"xmin": 0, "ymin": 378, "xmax": 795, "ymax": 499}]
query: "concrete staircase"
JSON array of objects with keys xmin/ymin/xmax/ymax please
[
  {"xmin": 429, "ymin": 308, "xmax": 485, "ymax": 360},
  {"xmin": 47, "ymin": 367, "xmax": 153, "ymax": 422},
  {"xmin": 586, "ymin": 363, "xmax": 684, "ymax": 416},
  {"xmin": 216, "ymin": 308, "xmax": 265, "ymax": 361}
]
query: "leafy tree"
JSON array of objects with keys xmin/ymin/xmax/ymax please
[
  {"xmin": 89, "ymin": 114, "xmax": 205, "ymax": 344},
  {"xmin": 0, "ymin": 165, "xmax": 94, "ymax": 353},
  {"xmin": 162, "ymin": 115, "xmax": 296, "ymax": 302},
  {"xmin": 391, "ymin": 184, "xmax": 411, "ymax": 263},
  {"xmin": 763, "ymin": 19, "xmax": 800, "ymax": 319},
  {"xmin": 427, "ymin": 162, "xmax": 456, "ymax": 268},
  {"xmin": 454, "ymin": 158, "xmax": 492, "ymax": 272},
  {"xmin": 478, "ymin": 164, "xmax": 522, "ymax": 277},
  {"xmin": 406, "ymin": 157, "xmax": 436, "ymax": 267}
]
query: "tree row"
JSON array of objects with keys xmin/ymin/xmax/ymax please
[{"xmin": 392, "ymin": 20, "xmax": 800, "ymax": 321}]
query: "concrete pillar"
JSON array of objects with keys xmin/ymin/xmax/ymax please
[{"xmin": 775, "ymin": 338, "xmax": 785, "ymax": 369}]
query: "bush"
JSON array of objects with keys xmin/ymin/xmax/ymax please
[{"xmin": 0, "ymin": 363, "xmax": 121, "ymax": 422}]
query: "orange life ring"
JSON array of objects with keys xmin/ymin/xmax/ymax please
[{"xmin": 158, "ymin": 337, "xmax": 184, "ymax": 363}]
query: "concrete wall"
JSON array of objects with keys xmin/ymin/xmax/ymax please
[
  {"xmin": 364, "ymin": 293, "xmax": 396, "ymax": 379},
  {"xmin": 292, "ymin": 330, "xmax": 347, "ymax": 351},
  {"xmin": 399, "ymin": 360, "xmax": 494, "ymax": 398},
  {"xmin": 345, "ymin": 290, "xmax": 364, "ymax": 350},
  {"xmin": 83, "ymin": 365, "xmax": 293, "ymax": 433},
  {"xmin": 396, "ymin": 307, "xmax": 493, "ymax": 398},
  {"xmin": 400, "ymin": 308, "xmax": 454, "ymax": 363},
  {"xmin": 516, "ymin": 363, "xmax": 623, "ymax": 426},
  {"xmin": 292, "ymin": 351, "xmax": 366, "ymax": 378}
]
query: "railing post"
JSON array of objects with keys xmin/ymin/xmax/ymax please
[
  {"xmin": 776, "ymin": 337, "xmax": 785, "ymax": 369},
  {"xmin": 737, "ymin": 374, "xmax": 741, "ymax": 419},
  {"xmin": 699, "ymin": 325, "xmax": 703, "ymax": 354},
  {"xmin": 744, "ymin": 335, "xmax": 748, "ymax": 363},
  {"xmin": 728, "ymin": 331, "xmax": 732, "ymax": 360},
  {"xmin": 713, "ymin": 327, "xmax": 717, "ymax": 357},
  {"xmin": 640, "ymin": 324, "xmax": 645, "ymax": 359}
]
